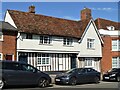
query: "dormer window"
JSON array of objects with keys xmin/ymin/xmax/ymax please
[{"xmin": 107, "ymin": 26, "xmax": 115, "ymax": 30}]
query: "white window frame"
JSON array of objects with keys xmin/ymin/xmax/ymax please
[
  {"xmin": 0, "ymin": 53, "xmax": 3, "ymax": 60},
  {"xmin": 112, "ymin": 57, "xmax": 120, "ymax": 68},
  {"xmin": 87, "ymin": 38, "xmax": 95, "ymax": 49},
  {"xmin": 0, "ymin": 32, "xmax": 3, "ymax": 41},
  {"xmin": 84, "ymin": 58, "xmax": 94, "ymax": 68},
  {"xmin": 39, "ymin": 36, "xmax": 52, "ymax": 44},
  {"xmin": 112, "ymin": 40, "xmax": 120, "ymax": 51},
  {"xmin": 63, "ymin": 38, "xmax": 73, "ymax": 46},
  {"xmin": 37, "ymin": 53, "xmax": 50, "ymax": 66}
]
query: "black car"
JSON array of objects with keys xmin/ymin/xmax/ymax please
[
  {"xmin": 103, "ymin": 68, "xmax": 120, "ymax": 82},
  {"xmin": 0, "ymin": 60, "xmax": 51, "ymax": 89},
  {"xmin": 55, "ymin": 68, "xmax": 100, "ymax": 85}
]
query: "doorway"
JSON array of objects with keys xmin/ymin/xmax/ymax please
[
  {"xmin": 71, "ymin": 54, "xmax": 77, "ymax": 69},
  {"xmin": 6, "ymin": 55, "xmax": 13, "ymax": 60},
  {"xmin": 19, "ymin": 56, "xmax": 28, "ymax": 64}
]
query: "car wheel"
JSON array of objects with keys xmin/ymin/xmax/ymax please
[
  {"xmin": 69, "ymin": 77, "xmax": 77, "ymax": 85},
  {"xmin": 38, "ymin": 78, "xmax": 49, "ymax": 88},
  {"xmin": 94, "ymin": 77, "xmax": 99, "ymax": 84},
  {"xmin": 0, "ymin": 79, "xmax": 4, "ymax": 89},
  {"xmin": 117, "ymin": 76, "xmax": 120, "ymax": 82}
]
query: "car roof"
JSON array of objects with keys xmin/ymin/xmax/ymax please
[{"xmin": 0, "ymin": 60, "xmax": 27, "ymax": 64}]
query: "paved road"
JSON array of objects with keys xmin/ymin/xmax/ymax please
[{"xmin": 3, "ymin": 81, "xmax": 120, "ymax": 90}]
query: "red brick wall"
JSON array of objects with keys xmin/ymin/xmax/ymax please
[
  {"xmin": 101, "ymin": 35, "xmax": 112, "ymax": 73},
  {"xmin": 2, "ymin": 31, "xmax": 17, "ymax": 60},
  {"xmin": 101, "ymin": 35, "xmax": 120, "ymax": 74}
]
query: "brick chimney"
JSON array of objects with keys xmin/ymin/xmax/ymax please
[
  {"xmin": 81, "ymin": 7, "xmax": 91, "ymax": 20},
  {"xmin": 29, "ymin": 5, "xmax": 35, "ymax": 13}
]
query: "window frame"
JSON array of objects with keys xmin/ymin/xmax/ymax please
[
  {"xmin": 84, "ymin": 58, "xmax": 94, "ymax": 68},
  {"xmin": 39, "ymin": 36, "xmax": 52, "ymax": 45},
  {"xmin": 0, "ymin": 53, "xmax": 2, "ymax": 60},
  {"xmin": 112, "ymin": 57, "xmax": 120, "ymax": 68},
  {"xmin": 63, "ymin": 38, "xmax": 73, "ymax": 46},
  {"xmin": 0, "ymin": 32, "xmax": 3, "ymax": 41},
  {"xmin": 112, "ymin": 40, "xmax": 120, "ymax": 51},
  {"xmin": 37, "ymin": 53, "xmax": 50, "ymax": 66},
  {"xmin": 87, "ymin": 38, "xmax": 95, "ymax": 49}
]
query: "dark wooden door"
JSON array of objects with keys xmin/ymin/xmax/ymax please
[{"xmin": 6, "ymin": 55, "xmax": 12, "ymax": 60}]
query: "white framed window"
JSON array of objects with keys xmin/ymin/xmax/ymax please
[
  {"xmin": 87, "ymin": 38, "xmax": 95, "ymax": 49},
  {"xmin": 112, "ymin": 57, "xmax": 120, "ymax": 68},
  {"xmin": 112, "ymin": 40, "xmax": 117, "ymax": 51},
  {"xmin": 21, "ymin": 33, "xmax": 33, "ymax": 39},
  {"xmin": 63, "ymin": 38, "xmax": 73, "ymax": 46},
  {"xmin": 37, "ymin": 53, "xmax": 50, "ymax": 66},
  {"xmin": 0, "ymin": 32, "xmax": 3, "ymax": 41},
  {"xmin": 112, "ymin": 40, "xmax": 120, "ymax": 51},
  {"xmin": 84, "ymin": 58, "xmax": 94, "ymax": 67},
  {"xmin": 40, "ymin": 36, "xmax": 52, "ymax": 44},
  {"xmin": 0, "ymin": 53, "xmax": 2, "ymax": 60}
]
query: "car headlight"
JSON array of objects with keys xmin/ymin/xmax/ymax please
[{"xmin": 110, "ymin": 74, "xmax": 116, "ymax": 77}]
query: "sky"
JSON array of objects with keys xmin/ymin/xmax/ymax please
[{"xmin": 0, "ymin": 2, "xmax": 119, "ymax": 22}]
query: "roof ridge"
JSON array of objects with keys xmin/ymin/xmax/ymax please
[
  {"xmin": 96, "ymin": 18, "xmax": 119, "ymax": 23},
  {"xmin": 8, "ymin": 9, "xmax": 79, "ymax": 22}
]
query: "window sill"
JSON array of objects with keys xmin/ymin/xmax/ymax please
[
  {"xmin": 37, "ymin": 64, "xmax": 51, "ymax": 66},
  {"xmin": 0, "ymin": 40, "xmax": 3, "ymax": 42},
  {"xmin": 63, "ymin": 45, "xmax": 74, "ymax": 47},
  {"xmin": 87, "ymin": 48, "xmax": 95, "ymax": 50},
  {"xmin": 39, "ymin": 43, "xmax": 53, "ymax": 46}
]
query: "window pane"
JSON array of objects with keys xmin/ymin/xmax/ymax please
[
  {"xmin": 112, "ymin": 40, "xmax": 117, "ymax": 50},
  {"xmin": 87, "ymin": 39, "xmax": 94, "ymax": 49},
  {"xmin": 42, "ymin": 58, "xmax": 46, "ymax": 64},
  {"xmin": 112, "ymin": 57, "xmax": 118, "ymax": 68},
  {"xmin": 46, "ymin": 58, "xmax": 49, "ymax": 64},
  {"xmin": 63, "ymin": 38, "xmax": 73, "ymax": 46}
]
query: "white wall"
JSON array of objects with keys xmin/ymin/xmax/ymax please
[
  {"xmin": 4, "ymin": 11, "xmax": 17, "ymax": 28},
  {"xmin": 17, "ymin": 34, "xmax": 80, "ymax": 53},
  {"xmin": 99, "ymin": 29, "xmax": 120, "ymax": 36},
  {"xmin": 78, "ymin": 21, "xmax": 102, "ymax": 57}
]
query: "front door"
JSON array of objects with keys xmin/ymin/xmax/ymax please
[
  {"xmin": 19, "ymin": 56, "xmax": 28, "ymax": 64},
  {"xmin": 6, "ymin": 55, "xmax": 13, "ymax": 60},
  {"xmin": 71, "ymin": 54, "xmax": 76, "ymax": 69}
]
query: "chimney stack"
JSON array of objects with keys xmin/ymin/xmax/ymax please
[
  {"xmin": 81, "ymin": 7, "xmax": 91, "ymax": 20},
  {"xmin": 29, "ymin": 5, "xmax": 35, "ymax": 13}
]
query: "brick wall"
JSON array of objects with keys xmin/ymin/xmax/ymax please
[
  {"xmin": 101, "ymin": 35, "xmax": 120, "ymax": 74},
  {"xmin": 2, "ymin": 31, "xmax": 17, "ymax": 60}
]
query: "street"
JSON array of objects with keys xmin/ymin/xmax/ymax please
[{"xmin": 3, "ymin": 81, "xmax": 120, "ymax": 90}]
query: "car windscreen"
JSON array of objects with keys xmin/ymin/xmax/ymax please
[
  {"xmin": 108, "ymin": 68, "xmax": 120, "ymax": 72},
  {"xmin": 66, "ymin": 68, "xmax": 76, "ymax": 74}
]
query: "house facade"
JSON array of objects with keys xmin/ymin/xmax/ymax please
[
  {"xmin": 95, "ymin": 18, "xmax": 120, "ymax": 73},
  {"xmin": 0, "ymin": 21, "xmax": 17, "ymax": 61},
  {"xmin": 4, "ymin": 6, "xmax": 103, "ymax": 72}
]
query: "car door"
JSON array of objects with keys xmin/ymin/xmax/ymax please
[
  {"xmin": 76, "ymin": 68, "xmax": 87, "ymax": 83},
  {"xmin": 86, "ymin": 68, "xmax": 96, "ymax": 82},
  {"xmin": 19, "ymin": 64, "xmax": 39, "ymax": 85},
  {"xmin": 3, "ymin": 62, "xmax": 23, "ymax": 85}
]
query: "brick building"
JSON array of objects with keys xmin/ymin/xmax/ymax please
[
  {"xmin": 95, "ymin": 18, "xmax": 120, "ymax": 73},
  {"xmin": 0, "ymin": 21, "xmax": 17, "ymax": 61}
]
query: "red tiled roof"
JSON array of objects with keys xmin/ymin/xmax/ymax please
[
  {"xmin": 95, "ymin": 18, "xmax": 120, "ymax": 30},
  {"xmin": 8, "ymin": 10, "xmax": 91, "ymax": 39}
]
